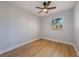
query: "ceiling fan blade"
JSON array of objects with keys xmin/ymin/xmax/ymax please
[
  {"xmin": 38, "ymin": 10, "xmax": 43, "ymax": 13},
  {"xmin": 36, "ymin": 7, "xmax": 44, "ymax": 9},
  {"xmin": 47, "ymin": 1, "xmax": 51, "ymax": 7},
  {"xmin": 47, "ymin": 6, "xmax": 56, "ymax": 10}
]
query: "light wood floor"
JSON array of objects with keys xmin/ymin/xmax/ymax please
[{"xmin": 0, "ymin": 38, "xmax": 77, "ymax": 57}]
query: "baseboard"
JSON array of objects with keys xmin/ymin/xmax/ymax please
[
  {"xmin": 74, "ymin": 48, "xmax": 79, "ymax": 56},
  {"xmin": 0, "ymin": 38, "xmax": 39, "ymax": 54},
  {"xmin": 39, "ymin": 37, "xmax": 73, "ymax": 46},
  {"xmin": 72, "ymin": 45, "xmax": 79, "ymax": 56}
]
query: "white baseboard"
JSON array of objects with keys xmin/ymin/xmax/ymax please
[
  {"xmin": 72, "ymin": 45, "xmax": 79, "ymax": 56},
  {"xmin": 74, "ymin": 48, "xmax": 79, "ymax": 56},
  {"xmin": 39, "ymin": 37, "xmax": 73, "ymax": 45},
  {"xmin": 0, "ymin": 38, "xmax": 39, "ymax": 54}
]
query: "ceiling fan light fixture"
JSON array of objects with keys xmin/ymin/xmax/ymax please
[{"xmin": 43, "ymin": 9, "xmax": 47, "ymax": 12}]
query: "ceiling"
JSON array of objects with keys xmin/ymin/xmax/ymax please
[{"xmin": 11, "ymin": 1, "xmax": 76, "ymax": 17}]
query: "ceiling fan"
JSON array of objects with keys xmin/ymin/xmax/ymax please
[{"xmin": 36, "ymin": 1, "xmax": 56, "ymax": 13}]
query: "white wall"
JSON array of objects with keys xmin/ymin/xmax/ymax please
[
  {"xmin": 74, "ymin": 2, "xmax": 79, "ymax": 51},
  {"xmin": 40, "ymin": 9, "xmax": 73, "ymax": 44},
  {"xmin": 0, "ymin": 2, "xmax": 40, "ymax": 53}
]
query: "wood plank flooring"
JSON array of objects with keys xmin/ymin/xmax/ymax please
[{"xmin": 0, "ymin": 38, "xmax": 77, "ymax": 57}]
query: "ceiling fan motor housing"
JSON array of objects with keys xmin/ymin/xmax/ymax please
[{"xmin": 43, "ymin": 2, "xmax": 47, "ymax": 6}]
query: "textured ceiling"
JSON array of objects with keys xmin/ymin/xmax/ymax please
[{"xmin": 10, "ymin": 1, "xmax": 76, "ymax": 17}]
